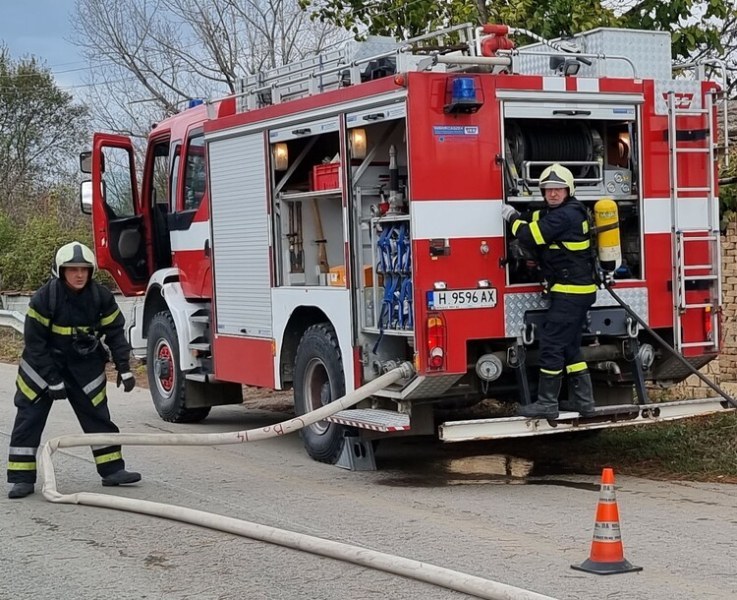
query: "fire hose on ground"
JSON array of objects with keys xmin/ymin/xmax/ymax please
[{"xmin": 37, "ymin": 361, "xmax": 557, "ymax": 600}]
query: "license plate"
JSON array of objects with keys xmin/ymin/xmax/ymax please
[{"xmin": 427, "ymin": 288, "xmax": 498, "ymax": 310}]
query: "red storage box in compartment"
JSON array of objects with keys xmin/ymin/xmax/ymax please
[{"xmin": 311, "ymin": 163, "xmax": 341, "ymax": 191}]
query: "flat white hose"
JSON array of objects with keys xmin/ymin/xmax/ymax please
[{"xmin": 37, "ymin": 362, "xmax": 557, "ymax": 600}]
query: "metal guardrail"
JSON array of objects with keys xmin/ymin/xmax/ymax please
[{"xmin": 0, "ymin": 309, "xmax": 25, "ymax": 334}]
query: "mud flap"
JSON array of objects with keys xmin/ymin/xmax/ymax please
[{"xmin": 185, "ymin": 379, "xmax": 243, "ymax": 408}]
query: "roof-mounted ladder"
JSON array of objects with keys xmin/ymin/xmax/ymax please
[{"xmin": 236, "ymin": 24, "xmax": 491, "ymax": 111}]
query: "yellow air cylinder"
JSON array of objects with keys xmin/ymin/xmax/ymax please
[{"xmin": 594, "ymin": 198, "xmax": 621, "ymax": 272}]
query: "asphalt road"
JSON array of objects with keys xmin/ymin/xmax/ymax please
[{"xmin": 1, "ymin": 361, "xmax": 736, "ymax": 600}]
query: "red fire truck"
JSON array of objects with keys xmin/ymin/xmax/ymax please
[{"xmin": 81, "ymin": 23, "xmax": 732, "ymax": 468}]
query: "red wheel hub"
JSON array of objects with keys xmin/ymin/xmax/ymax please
[{"xmin": 157, "ymin": 344, "xmax": 174, "ymax": 392}]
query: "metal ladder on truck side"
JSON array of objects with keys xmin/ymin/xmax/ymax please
[{"xmin": 667, "ymin": 89, "xmax": 722, "ymax": 354}]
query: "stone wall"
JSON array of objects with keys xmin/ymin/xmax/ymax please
[{"xmin": 721, "ymin": 217, "xmax": 737, "ymax": 380}]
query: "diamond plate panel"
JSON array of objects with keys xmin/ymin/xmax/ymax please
[
  {"xmin": 374, "ymin": 374, "xmax": 462, "ymax": 400},
  {"xmin": 651, "ymin": 354, "xmax": 715, "ymax": 381},
  {"xmin": 515, "ymin": 28, "xmax": 672, "ymax": 80},
  {"xmin": 327, "ymin": 409, "xmax": 410, "ymax": 431},
  {"xmin": 504, "ymin": 287, "xmax": 649, "ymax": 337},
  {"xmin": 345, "ymin": 36, "xmax": 401, "ymax": 62},
  {"xmin": 654, "ymin": 80, "xmax": 703, "ymax": 115}
]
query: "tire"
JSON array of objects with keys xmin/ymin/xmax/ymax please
[
  {"xmin": 147, "ymin": 311, "xmax": 210, "ymax": 423},
  {"xmin": 293, "ymin": 323, "xmax": 346, "ymax": 463}
]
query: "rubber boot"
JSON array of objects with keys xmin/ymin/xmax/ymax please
[
  {"xmin": 101, "ymin": 469, "xmax": 142, "ymax": 487},
  {"xmin": 561, "ymin": 372, "xmax": 597, "ymax": 417},
  {"xmin": 517, "ymin": 374, "xmax": 561, "ymax": 419},
  {"xmin": 8, "ymin": 483, "xmax": 35, "ymax": 499}
]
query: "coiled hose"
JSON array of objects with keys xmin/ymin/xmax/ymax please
[{"xmin": 37, "ymin": 361, "xmax": 557, "ymax": 600}]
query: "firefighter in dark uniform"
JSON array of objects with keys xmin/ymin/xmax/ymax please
[
  {"xmin": 6, "ymin": 242, "xmax": 140, "ymax": 499},
  {"xmin": 501, "ymin": 164, "xmax": 598, "ymax": 419}
]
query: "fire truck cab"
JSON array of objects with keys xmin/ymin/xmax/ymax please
[{"xmin": 81, "ymin": 23, "xmax": 732, "ymax": 468}]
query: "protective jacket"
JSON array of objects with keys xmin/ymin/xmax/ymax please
[
  {"xmin": 509, "ymin": 195, "xmax": 596, "ymax": 294},
  {"xmin": 17, "ymin": 278, "xmax": 130, "ymax": 406}
]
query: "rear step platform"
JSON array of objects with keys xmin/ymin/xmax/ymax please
[
  {"xmin": 439, "ymin": 398, "xmax": 733, "ymax": 442},
  {"xmin": 327, "ymin": 409, "xmax": 410, "ymax": 432}
]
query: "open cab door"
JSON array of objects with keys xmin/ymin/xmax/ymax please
[{"xmin": 81, "ymin": 133, "xmax": 150, "ymax": 295}]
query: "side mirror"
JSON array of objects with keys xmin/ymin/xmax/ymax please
[
  {"xmin": 80, "ymin": 151, "xmax": 105, "ymax": 174},
  {"xmin": 80, "ymin": 151, "xmax": 92, "ymax": 174},
  {"xmin": 80, "ymin": 180, "xmax": 93, "ymax": 215}
]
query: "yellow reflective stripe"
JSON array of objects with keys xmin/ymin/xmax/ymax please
[
  {"xmin": 561, "ymin": 240, "xmax": 590, "ymax": 251},
  {"xmin": 8, "ymin": 461, "xmax": 36, "ymax": 471},
  {"xmin": 95, "ymin": 451, "xmax": 122, "ymax": 465},
  {"xmin": 582, "ymin": 220, "xmax": 589, "ymax": 234},
  {"xmin": 529, "ymin": 221, "xmax": 546, "ymax": 245},
  {"xmin": 549, "ymin": 241, "xmax": 590, "ymax": 250},
  {"xmin": 16, "ymin": 375, "xmax": 38, "ymax": 401},
  {"xmin": 51, "ymin": 324, "xmax": 91, "ymax": 335},
  {"xmin": 551, "ymin": 283, "xmax": 598, "ymax": 294},
  {"xmin": 99, "ymin": 308, "xmax": 120, "ymax": 327},
  {"xmin": 532, "ymin": 210, "xmax": 541, "ymax": 222},
  {"xmin": 91, "ymin": 388, "xmax": 107, "ymax": 407},
  {"xmin": 540, "ymin": 368, "xmax": 563, "ymax": 376},
  {"xmin": 566, "ymin": 362, "xmax": 588, "ymax": 374},
  {"xmin": 27, "ymin": 308, "xmax": 50, "ymax": 327},
  {"xmin": 511, "ymin": 219, "xmax": 526, "ymax": 236}
]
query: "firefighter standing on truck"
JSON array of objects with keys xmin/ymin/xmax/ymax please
[
  {"xmin": 501, "ymin": 164, "xmax": 597, "ymax": 419},
  {"xmin": 6, "ymin": 242, "xmax": 141, "ymax": 499}
]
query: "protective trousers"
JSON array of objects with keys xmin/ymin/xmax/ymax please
[
  {"xmin": 538, "ymin": 291, "xmax": 597, "ymax": 376},
  {"xmin": 7, "ymin": 375, "xmax": 125, "ymax": 484}
]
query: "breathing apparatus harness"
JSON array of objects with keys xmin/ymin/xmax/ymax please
[{"xmin": 48, "ymin": 279, "xmax": 108, "ymax": 362}]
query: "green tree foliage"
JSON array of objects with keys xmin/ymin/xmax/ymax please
[
  {"xmin": 299, "ymin": 0, "xmax": 733, "ymax": 60},
  {"xmin": 0, "ymin": 47, "xmax": 89, "ymax": 214},
  {"xmin": 0, "ymin": 48, "xmax": 95, "ymax": 292},
  {"xmin": 0, "ymin": 206, "xmax": 93, "ymax": 291}
]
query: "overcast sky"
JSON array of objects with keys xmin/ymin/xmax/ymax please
[{"xmin": 0, "ymin": 0, "xmax": 84, "ymax": 91}]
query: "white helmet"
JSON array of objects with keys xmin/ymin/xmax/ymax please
[
  {"xmin": 52, "ymin": 241, "xmax": 98, "ymax": 278},
  {"xmin": 539, "ymin": 163, "xmax": 575, "ymax": 196}
]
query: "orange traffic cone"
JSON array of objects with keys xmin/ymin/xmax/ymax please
[{"xmin": 571, "ymin": 467, "xmax": 642, "ymax": 575}]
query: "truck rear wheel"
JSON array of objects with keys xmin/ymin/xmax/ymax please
[
  {"xmin": 294, "ymin": 323, "xmax": 346, "ymax": 463},
  {"xmin": 147, "ymin": 311, "xmax": 210, "ymax": 423}
]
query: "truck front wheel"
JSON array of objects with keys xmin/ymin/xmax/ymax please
[
  {"xmin": 147, "ymin": 311, "xmax": 210, "ymax": 423},
  {"xmin": 293, "ymin": 323, "xmax": 346, "ymax": 463}
]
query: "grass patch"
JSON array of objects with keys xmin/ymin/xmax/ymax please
[{"xmin": 496, "ymin": 413, "xmax": 737, "ymax": 483}]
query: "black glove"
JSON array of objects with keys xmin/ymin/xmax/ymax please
[
  {"xmin": 117, "ymin": 372, "xmax": 136, "ymax": 393},
  {"xmin": 48, "ymin": 382, "xmax": 67, "ymax": 401}
]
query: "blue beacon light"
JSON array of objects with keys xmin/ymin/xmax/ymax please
[
  {"xmin": 445, "ymin": 77, "xmax": 483, "ymax": 114},
  {"xmin": 452, "ymin": 77, "xmax": 477, "ymax": 103}
]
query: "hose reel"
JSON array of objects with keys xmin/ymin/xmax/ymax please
[{"xmin": 505, "ymin": 120, "xmax": 603, "ymax": 183}]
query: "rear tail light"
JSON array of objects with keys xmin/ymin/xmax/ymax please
[
  {"xmin": 704, "ymin": 305, "xmax": 713, "ymax": 341},
  {"xmin": 427, "ymin": 314, "xmax": 446, "ymax": 370}
]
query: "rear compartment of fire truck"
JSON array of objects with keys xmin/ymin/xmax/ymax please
[{"xmin": 342, "ymin": 37, "xmax": 718, "ymax": 451}]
